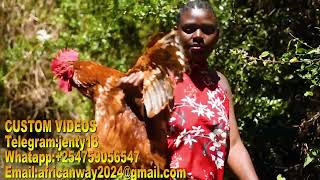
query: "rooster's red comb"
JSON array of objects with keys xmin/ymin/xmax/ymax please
[{"xmin": 55, "ymin": 49, "xmax": 79, "ymax": 61}]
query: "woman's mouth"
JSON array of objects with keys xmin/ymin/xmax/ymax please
[
  {"xmin": 190, "ymin": 45, "xmax": 205, "ymax": 53},
  {"xmin": 191, "ymin": 46, "xmax": 202, "ymax": 50}
]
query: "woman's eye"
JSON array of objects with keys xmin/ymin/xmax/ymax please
[
  {"xmin": 182, "ymin": 25, "xmax": 197, "ymax": 34},
  {"xmin": 182, "ymin": 24, "xmax": 217, "ymax": 35},
  {"xmin": 201, "ymin": 25, "xmax": 217, "ymax": 35}
]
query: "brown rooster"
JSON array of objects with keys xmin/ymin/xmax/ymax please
[{"xmin": 51, "ymin": 30, "xmax": 186, "ymax": 169}]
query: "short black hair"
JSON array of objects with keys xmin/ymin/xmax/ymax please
[{"xmin": 176, "ymin": 0, "xmax": 216, "ymax": 25}]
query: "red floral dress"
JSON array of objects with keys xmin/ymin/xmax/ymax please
[{"xmin": 168, "ymin": 66, "xmax": 230, "ymax": 180}]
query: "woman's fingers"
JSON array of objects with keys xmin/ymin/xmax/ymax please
[
  {"xmin": 127, "ymin": 73, "xmax": 139, "ymax": 84},
  {"xmin": 120, "ymin": 71, "xmax": 144, "ymax": 86},
  {"xmin": 133, "ymin": 72, "xmax": 144, "ymax": 86}
]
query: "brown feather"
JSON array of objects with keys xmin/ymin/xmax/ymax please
[{"xmin": 53, "ymin": 30, "xmax": 186, "ymax": 170}]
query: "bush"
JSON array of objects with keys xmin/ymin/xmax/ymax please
[{"xmin": 0, "ymin": 0, "xmax": 319, "ymax": 179}]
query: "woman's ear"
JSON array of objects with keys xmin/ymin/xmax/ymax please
[
  {"xmin": 174, "ymin": 25, "xmax": 178, "ymax": 30},
  {"xmin": 213, "ymin": 29, "xmax": 220, "ymax": 44}
]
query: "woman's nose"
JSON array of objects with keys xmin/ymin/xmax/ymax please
[
  {"xmin": 194, "ymin": 28, "xmax": 203, "ymax": 38},
  {"xmin": 192, "ymin": 29, "xmax": 204, "ymax": 43}
]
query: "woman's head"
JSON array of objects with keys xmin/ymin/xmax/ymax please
[{"xmin": 176, "ymin": 0, "xmax": 219, "ymax": 64}]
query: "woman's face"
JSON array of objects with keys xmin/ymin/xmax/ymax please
[{"xmin": 177, "ymin": 8, "xmax": 219, "ymax": 64}]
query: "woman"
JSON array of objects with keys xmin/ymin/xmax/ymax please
[
  {"xmin": 122, "ymin": 0, "xmax": 259, "ymax": 179},
  {"xmin": 167, "ymin": 1, "xmax": 258, "ymax": 179}
]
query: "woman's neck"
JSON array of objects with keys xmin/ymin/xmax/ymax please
[{"xmin": 189, "ymin": 60, "xmax": 209, "ymax": 73}]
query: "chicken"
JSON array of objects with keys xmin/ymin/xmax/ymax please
[{"xmin": 51, "ymin": 30, "xmax": 186, "ymax": 169}]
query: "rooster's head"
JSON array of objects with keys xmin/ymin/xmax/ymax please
[{"xmin": 51, "ymin": 49, "xmax": 79, "ymax": 92}]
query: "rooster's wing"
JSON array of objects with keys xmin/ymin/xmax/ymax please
[{"xmin": 128, "ymin": 30, "xmax": 187, "ymax": 118}]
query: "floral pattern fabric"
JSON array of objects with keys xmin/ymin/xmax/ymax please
[{"xmin": 168, "ymin": 71, "xmax": 230, "ymax": 180}]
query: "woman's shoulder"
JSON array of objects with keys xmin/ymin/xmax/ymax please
[{"xmin": 215, "ymin": 71, "xmax": 232, "ymax": 98}]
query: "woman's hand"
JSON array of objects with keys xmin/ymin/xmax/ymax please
[{"xmin": 120, "ymin": 71, "xmax": 144, "ymax": 86}]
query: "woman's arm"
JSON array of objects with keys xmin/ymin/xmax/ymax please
[{"xmin": 217, "ymin": 72, "xmax": 259, "ymax": 180}]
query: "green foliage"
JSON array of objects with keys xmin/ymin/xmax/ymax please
[
  {"xmin": 0, "ymin": 0, "xmax": 319, "ymax": 179},
  {"xmin": 209, "ymin": 0, "xmax": 320, "ymax": 178},
  {"xmin": 277, "ymin": 174, "xmax": 286, "ymax": 180}
]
